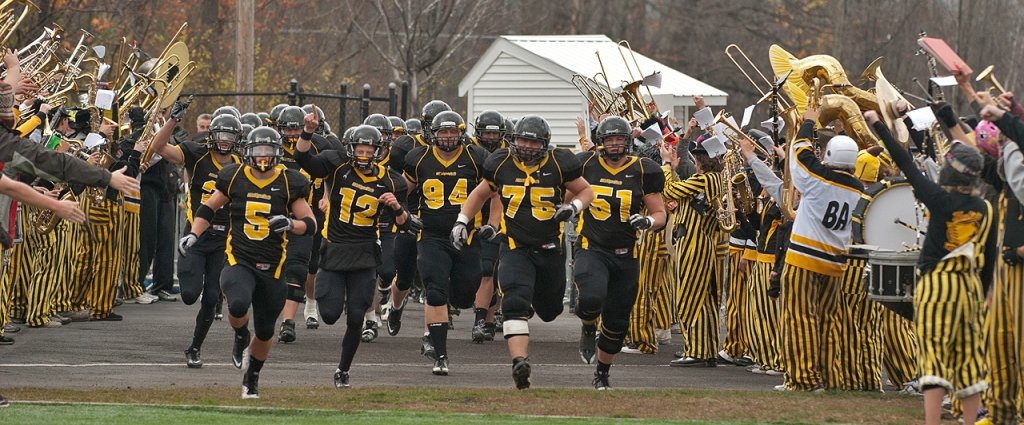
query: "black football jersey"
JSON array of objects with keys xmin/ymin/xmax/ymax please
[
  {"xmin": 404, "ymin": 144, "xmax": 489, "ymax": 238},
  {"xmin": 483, "ymin": 147, "xmax": 583, "ymax": 249},
  {"xmin": 216, "ymin": 163, "xmax": 310, "ymax": 278},
  {"xmin": 576, "ymin": 152, "xmax": 664, "ymax": 249},
  {"xmin": 322, "ymin": 163, "xmax": 406, "ymax": 243},
  {"xmin": 178, "ymin": 140, "xmax": 241, "ymax": 230},
  {"xmin": 391, "ymin": 134, "xmax": 430, "ymax": 214},
  {"xmin": 284, "ymin": 133, "xmax": 331, "ymax": 203}
]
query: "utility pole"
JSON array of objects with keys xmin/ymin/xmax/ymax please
[{"xmin": 236, "ymin": 0, "xmax": 254, "ymax": 112}]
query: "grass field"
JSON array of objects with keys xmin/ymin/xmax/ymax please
[{"xmin": 2, "ymin": 387, "xmax": 924, "ymax": 424}]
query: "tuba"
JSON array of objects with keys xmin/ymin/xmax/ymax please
[
  {"xmin": 769, "ymin": 44, "xmax": 879, "ymax": 115},
  {"xmin": 30, "ymin": 138, "xmax": 85, "ymax": 235}
]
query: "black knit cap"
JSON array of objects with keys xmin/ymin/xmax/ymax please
[{"xmin": 939, "ymin": 142, "xmax": 983, "ymax": 187}]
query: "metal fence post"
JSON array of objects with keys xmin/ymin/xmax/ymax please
[
  {"xmin": 339, "ymin": 82, "xmax": 348, "ymax": 131},
  {"xmin": 287, "ymin": 79, "xmax": 298, "ymax": 106},
  {"xmin": 400, "ymin": 80, "xmax": 409, "ymax": 119},
  {"xmin": 361, "ymin": 84, "xmax": 371, "ymax": 121},
  {"xmin": 388, "ymin": 83, "xmax": 397, "ymax": 116}
]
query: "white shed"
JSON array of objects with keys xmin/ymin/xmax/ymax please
[{"xmin": 458, "ymin": 35, "xmax": 728, "ymax": 149}]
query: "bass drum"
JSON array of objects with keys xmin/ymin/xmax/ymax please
[
  {"xmin": 852, "ymin": 177, "xmax": 927, "ymax": 250},
  {"xmin": 852, "ymin": 177, "xmax": 926, "ymax": 320}
]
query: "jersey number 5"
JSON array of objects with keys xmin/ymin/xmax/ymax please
[
  {"xmin": 821, "ymin": 201, "xmax": 850, "ymax": 231},
  {"xmin": 502, "ymin": 185, "xmax": 555, "ymax": 220},
  {"xmin": 244, "ymin": 201, "xmax": 272, "ymax": 240}
]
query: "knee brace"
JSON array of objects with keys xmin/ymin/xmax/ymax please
[
  {"xmin": 284, "ymin": 264, "xmax": 307, "ymax": 289},
  {"xmin": 502, "ymin": 318, "xmax": 529, "ymax": 338},
  {"xmin": 597, "ymin": 327, "xmax": 625, "ymax": 355},
  {"xmin": 180, "ymin": 288, "xmax": 202, "ymax": 306},
  {"xmin": 425, "ymin": 286, "xmax": 447, "ymax": 307},
  {"xmin": 376, "ymin": 275, "xmax": 391, "ymax": 293},
  {"xmin": 286, "ymin": 283, "xmax": 305, "ymax": 303}
]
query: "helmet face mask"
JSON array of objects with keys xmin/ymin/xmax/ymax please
[
  {"xmin": 245, "ymin": 128, "xmax": 284, "ymax": 173},
  {"xmin": 208, "ymin": 115, "xmax": 243, "ymax": 155},
  {"xmin": 430, "ymin": 111, "xmax": 465, "ymax": 152},
  {"xmin": 478, "ymin": 128, "xmax": 502, "ymax": 151},
  {"xmin": 276, "ymin": 106, "xmax": 305, "ymax": 149},
  {"xmin": 510, "ymin": 115, "xmax": 551, "ymax": 165},
  {"xmin": 344, "ymin": 125, "xmax": 384, "ymax": 172},
  {"xmin": 474, "ymin": 110, "xmax": 504, "ymax": 152}
]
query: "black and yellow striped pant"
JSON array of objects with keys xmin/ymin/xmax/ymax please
[
  {"xmin": 915, "ymin": 267, "xmax": 987, "ymax": 398},
  {"xmin": 723, "ymin": 247, "xmax": 751, "ymax": 359},
  {"xmin": 779, "ymin": 264, "xmax": 840, "ymax": 391},
  {"xmin": 984, "ymin": 261, "xmax": 1024, "ymax": 422},
  {"xmin": 21, "ymin": 207, "xmax": 62, "ymax": 326},
  {"xmin": 2, "ymin": 210, "xmax": 33, "ymax": 322},
  {"xmin": 71, "ymin": 198, "xmax": 124, "ymax": 319},
  {"xmin": 675, "ymin": 232, "xmax": 720, "ymax": 360},
  {"xmin": 746, "ymin": 259, "xmax": 783, "ymax": 370},
  {"xmin": 628, "ymin": 229, "xmax": 672, "ymax": 353},
  {"xmin": 120, "ymin": 209, "xmax": 143, "ymax": 299},
  {"xmin": 880, "ymin": 304, "xmax": 918, "ymax": 387},
  {"xmin": 826, "ymin": 257, "xmax": 883, "ymax": 391},
  {"xmin": 49, "ymin": 218, "xmax": 83, "ymax": 314}
]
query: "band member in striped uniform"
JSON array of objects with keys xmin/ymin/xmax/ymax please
[
  {"xmin": 151, "ymin": 100, "xmax": 242, "ymax": 368},
  {"xmin": 869, "ymin": 110, "xmax": 995, "ymax": 425},
  {"xmin": 296, "ymin": 119, "xmax": 415, "ymax": 388},
  {"xmin": 776, "ymin": 105, "xmax": 863, "ymax": 391},
  {"xmin": 572, "ymin": 116, "xmax": 665, "ymax": 389},
  {"xmin": 721, "ymin": 179, "xmax": 759, "ymax": 366},
  {"xmin": 736, "ymin": 131, "xmax": 786, "ymax": 376},
  {"xmin": 627, "ymin": 205, "xmax": 674, "ymax": 354},
  {"xmin": 658, "ymin": 134, "xmax": 725, "ymax": 367},
  {"xmin": 981, "ymin": 103, "xmax": 1024, "ymax": 423},
  {"xmin": 179, "ymin": 126, "xmax": 315, "ymax": 399},
  {"xmin": 456, "ymin": 115, "xmax": 592, "ymax": 389}
]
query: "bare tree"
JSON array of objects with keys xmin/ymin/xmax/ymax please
[{"xmin": 346, "ymin": 0, "xmax": 500, "ymax": 107}]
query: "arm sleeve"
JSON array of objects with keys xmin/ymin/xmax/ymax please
[
  {"xmin": 872, "ymin": 121, "xmax": 947, "ymax": 211},
  {"xmin": 993, "ymin": 113, "xmax": 1024, "ymax": 151},
  {"xmin": 1001, "ymin": 141, "xmax": 1024, "ymax": 203},
  {"xmin": 554, "ymin": 149, "xmax": 583, "ymax": 182},
  {"xmin": 662, "ymin": 166, "xmax": 707, "ymax": 200},
  {"xmin": 293, "ymin": 148, "xmax": 336, "ymax": 178},
  {"xmin": 288, "ymin": 170, "xmax": 311, "ymax": 203},
  {"xmin": 214, "ymin": 164, "xmax": 239, "ymax": 196},
  {"xmin": 403, "ymin": 148, "xmax": 422, "ymax": 183},
  {"xmin": 640, "ymin": 158, "xmax": 665, "ymax": 194},
  {"xmin": 748, "ymin": 157, "xmax": 783, "ymax": 204},
  {"xmin": 15, "ymin": 113, "xmax": 42, "ymax": 137},
  {"xmin": 0, "ymin": 130, "xmax": 111, "ymax": 186}
]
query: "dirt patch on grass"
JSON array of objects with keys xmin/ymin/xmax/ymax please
[{"xmin": 5, "ymin": 386, "xmax": 922, "ymax": 424}]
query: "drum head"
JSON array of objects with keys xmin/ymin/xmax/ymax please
[{"xmin": 852, "ymin": 178, "xmax": 927, "ymax": 250}]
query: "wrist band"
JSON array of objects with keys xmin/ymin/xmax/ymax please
[{"xmin": 300, "ymin": 131, "xmax": 314, "ymax": 140}]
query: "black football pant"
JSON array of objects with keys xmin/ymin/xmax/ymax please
[
  {"xmin": 221, "ymin": 263, "xmax": 287, "ymax": 342},
  {"xmin": 572, "ymin": 246, "xmax": 640, "ymax": 355},
  {"xmin": 394, "ymin": 231, "xmax": 418, "ymax": 292},
  {"xmin": 315, "ymin": 267, "xmax": 376, "ymax": 372},
  {"xmin": 178, "ymin": 230, "xmax": 227, "ymax": 350},
  {"xmin": 417, "ymin": 237, "xmax": 480, "ymax": 308},
  {"xmin": 497, "ymin": 244, "xmax": 566, "ymax": 323},
  {"xmin": 377, "ymin": 229, "xmax": 397, "ymax": 290}
]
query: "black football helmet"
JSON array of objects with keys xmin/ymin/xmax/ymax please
[
  {"xmin": 212, "ymin": 106, "xmax": 241, "ymax": 119},
  {"xmin": 239, "ymin": 113, "xmax": 262, "ymax": 128},
  {"xmin": 388, "ymin": 116, "xmax": 405, "ymax": 137},
  {"xmin": 364, "ymin": 113, "xmax": 396, "ymax": 149},
  {"xmin": 404, "ymin": 118, "xmax": 422, "ymax": 137},
  {"xmin": 301, "ymin": 104, "xmax": 326, "ymax": 134},
  {"xmin": 276, "ymin": 106, "xmax": 305, "ymax": 148},
  {"xmin": 268, "ymin": 103, "xmax": 288, "ymax": 126},
  {"xmin": 474, "ymin": 110, "xmax": 504, "ymax": 152},
  {"xmin": 256, "ymin": 112, "xmax": 271, "ymax": 126},
  {"xmin": 511, "ymin": 115, "xmax": 551, "ymax": 165},
  {"xmin": 501, "ymin": 118, "xmax": 515, "ymax": 144},
  {"xmin": 430, "ymin": 111, "xmax": 466, "ymax": 152},
  {"xmin": 420, "ymin": 100, "xmax": 451, "ymax": 140},
  {"xmin": 240, "ymin": 124, "xmax": 254, "ymax": 141},
  {"xmin": 244, "ymin": 127, "xmax": 284, "ymax": 172},
  {"xmin": 594, "ymin": 116, "xmax": 632, "ymax": 161},
  {"xmin": 342, "ymin": 127, "xmax": 356, "ymax": 145},
  {"xmin": 346, "ymin": 124, "xmax": 384, "ymax": 172},
  {"xmin": 208, "ymin": 114, "xmax": 243, "ymax": 155}
]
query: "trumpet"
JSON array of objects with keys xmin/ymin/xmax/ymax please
[{"xmin": 976, "ymin": 65, "xmax": 1006, "ymax": 96}]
